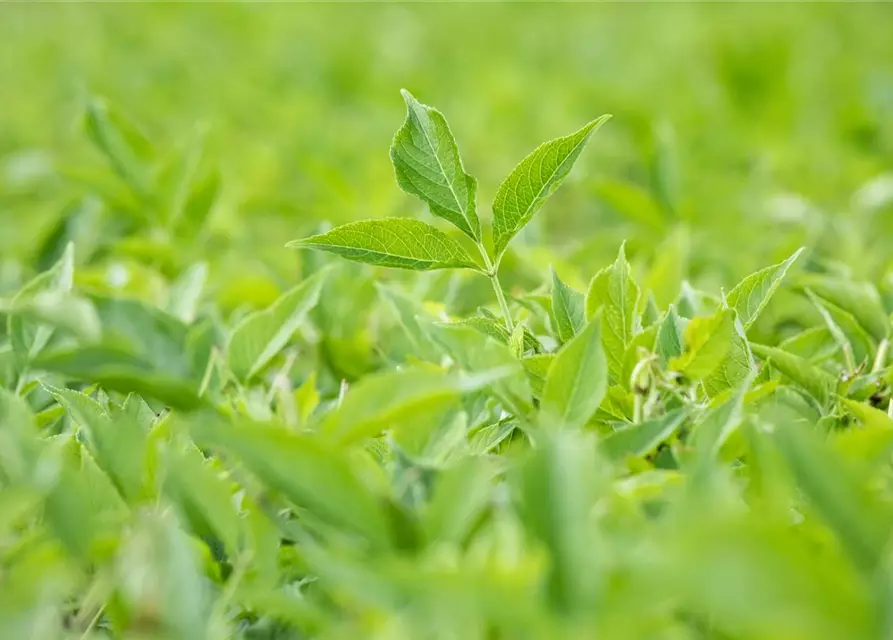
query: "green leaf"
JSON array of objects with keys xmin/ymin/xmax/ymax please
[
  {"xmin": 517, "ymin": 431, "xmax": 601, "ymax": 613},
  {"xmin": 33, "ymin": 345, "xmax": 203, "ymax": 410},
  {"xmin": 45, "ymin": 384, "xmax": 146, "ymax": 503},
  {"xmin": 691, "ymin": 374, "xmax": 752, "ymax": 457},
  {"xmin": 774, "ymin": 420, "xmax": 893, "ymax": 573},
  {"xmin": 191, "ymin": 418, "xmax": 392, "ymax": 549},
  {"xmin": 795, "ymin": 275, "xmax": 890, "ymax": 342},
  {"xmin": 117, "ymin": 510, "xmax": 210, "ymax": 639},
  {"xmin": 82, "ymin": 97, "xmax": 153, "ymax": 199},
  {"xmin": 837, "ymin": 399, "xmax": 893, "ymax": 470},
  {"xmin": 165, "ymin": 443, "xmax": 241, "ymax": 559},
  {"xmin": 321, "ymin": 367, "xmax": 462, "ymax": 447},
  {"xmin": 7, "ymin": 242, "xmax": 75, "ymax": 366},
  {"xmin": 551, "ymin": 267, "xmax": 585, "ymax": 344},
  {"xmin": 432, "ymin": 324, "xmax": 534, "ymax": 421},
  {"xmin": 541, "ymin": 314, "xmax": 608, "ymax": 430},
  {"xmin": 725, "ymin": 248, "xmax": 804, "ymax": 330},
  {"xmin": 492, "ymin": 115, "xmax": 611, "ymax": 258},
  {"xmin": 522, "ymin": 353, "xmax": 554, "ymax": 398},
  {"xmin": 585, "ymin": 245, "xmax": 640, "ymax": 382},
  {"xmin": 655, "ymin": 306, "xmax": 683, "ymax": 366},
  {"xmin": 287, "ymin": 218, "xmax": 481, "ymax": 272},
  {"xmin": 701, "ymin": 330, "xmax": 755, "ymax": 398},
  {"xmin": 458, "ymin": 314, "xmax": 541, "ymax": 354},
  {"xmin": 390, "ymin": 90, "xmax": 480, "ymax": 240},
  {"xmin": 670, "ymin": 308, "xmax": 735, "ymax": 382},
  {"xmin": 2, "ymin": 291, "xmax": 101, "ymax": 344},
  {"xmin": 376, "ymin": 283, "xmax": 440, "ymax": 363},
  {"xmin": 228, "ymin": 270, "xmax": 327, "ymax": 382},
  {"xmin": 599, "ymin": 409, "xmax": 687, "ymax": 461},
  {"xmin": 751, "ymin": 343, "xmax": 836, "ymax": 407},
  {"xmin": 423, "ymin": 457, "xmax": 493, "ymax": 546},
  {"xmin": 167, "ymin": 262, "xmax": 208, "ymax": 324},
  {"xmin": 806, "ymin": 288, "xmax": 875, "ymax": 365}
]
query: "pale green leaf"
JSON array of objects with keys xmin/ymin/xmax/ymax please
[
  {"xmin": 492, "ymin": 115, "xmax": 610, "ymax": 258},
  {"xmin": 725, "ymin": 248, "xmax": 804, "ymax": 330},
  {"xmin": 167, "ymin": 262, "xmax": 208, "ymax": 324},
  {"xmin": 670, "ymin": 308, "xmax": 734, "ymax": 382},
  {"xmin": 390, "ymin": 90, "xmax": 480, "ymax": 240},
  {"xmin": 585, "ymin": 245, "xmax": 640, "ymax": 382},
  {"xmin": 287, "ymin": 218, "xmax": 481, "ymax": 271},
  {"xmin": 228, "ymin": 269, "xmax": 327, "ymax": 382},
  {"xmin": 541, "ymin": 314, "xmax": 608, "ymax": 430}
]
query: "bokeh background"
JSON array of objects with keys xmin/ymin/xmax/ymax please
[{"xmin": 2, "ymin": 3, "xmax": 893, "ymax": 312}]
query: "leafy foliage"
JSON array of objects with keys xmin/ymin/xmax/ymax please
[{"xmin": 4, "ymin": 9, "xmax": 893, "ymax": 636}]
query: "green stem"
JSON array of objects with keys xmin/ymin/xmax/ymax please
[{"xmin": 476, "ymin": 243, "xmax": 514, "ymax": 332}]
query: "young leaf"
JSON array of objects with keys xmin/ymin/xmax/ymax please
[
  {"xmin": 541, "ymin": 314, "xmax": 608, "ymax": 430},
  {"xmin": 457, "ymin": 315, "xmax": 542, "ymax": 354},
  {"xmin": 227, "ymin": 270, "xmax": 327, "ymax": 382},
  {"xmin": 287, "ymin": 218, "xmax": 481, "ymax": 271},
  {"xmin": 725, "ymin": 248, "xmax": 804, "ymax": 330},
  {"xmin": 670, "ymin": 308, "xmax": 734, "ymax": 382},
  {"xmin": 492, "ymin": 115, "xmax": 611, "ymax": 258},
  {"xmin": 551, "ymin": 267, "xmax": 585, "ymax": 344},
  {"xmin": 390, "ymin": 90, "xmax": 480, "ymax": 240},
  {"xmin": 702, "ymin": 330, "xmax": 754, "ymax": 398},
  {"xmin": 655, "ymin": 306, "xmax": 683, "ymax": 366},
  {"xmin": 585, "ymin": 245, "xmax": 640, "ymax": 382}
]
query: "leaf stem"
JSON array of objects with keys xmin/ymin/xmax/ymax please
[{"xmin": 476, "ymin": 243, "xmax": 514, "ymax": 332}]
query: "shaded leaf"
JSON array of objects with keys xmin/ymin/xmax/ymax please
[{"xmin": 551, "ymin": 267, "xmax": 586, "ymax": 344}]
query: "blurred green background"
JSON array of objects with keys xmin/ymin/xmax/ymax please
[{"xmin": 2, "ymin": 3, "xmax": 893, "ymax": 302}]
